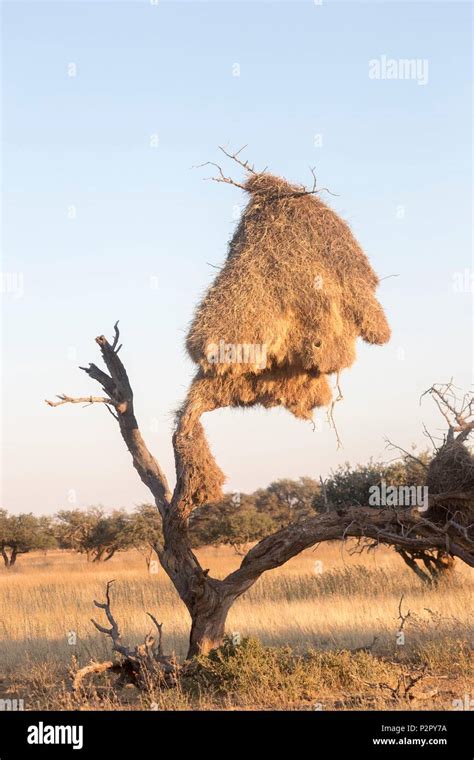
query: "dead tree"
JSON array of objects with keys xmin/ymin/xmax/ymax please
[
  {"xmin": 46, "ymin": 325, "xmax": 474, "ymax": 659},
  {"xmin": 394, "ymin": 382, "xmax": 474, "ymax": 584},
  {"xmin": 72, "ymin": 580, "xmax": 176, "ymax": 691}
]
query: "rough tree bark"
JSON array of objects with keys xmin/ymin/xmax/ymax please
[{"xmin": 46, "ymin": 324, "xmax": 474, "ymax": 658}]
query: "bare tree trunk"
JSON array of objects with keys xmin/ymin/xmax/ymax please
[
  {"xmin": 188, "ymin": 597, "xmax": 234, "ymax": 657},
  {"xmin": 1, "ymin": 546, "xmax": 18, "ymax": 568}
]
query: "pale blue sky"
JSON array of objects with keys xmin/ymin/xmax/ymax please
[{"xmin": 1, "ymin": 0, "xmax": 472, "ymax": 514}]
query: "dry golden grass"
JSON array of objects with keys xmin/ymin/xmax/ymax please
[{"xmin": 0, "ymin": 542, "xmax": 472, "ymax": 710}]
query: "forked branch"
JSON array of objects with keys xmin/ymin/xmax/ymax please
[
  {"xmin": 46, "ymin": 322, "xmax": 172, "ymax": 515},
  {"xmin": 420, "ymin": 381, "xmax": 474, "ymax": 444},
  {"xmin": 195, "ymin": 147, "xmax": 337, "ymax": 198},
  {"xmin": 74, "ymin": 580, "xmax": 176, "ymax": 692},
  {"xmin": 90, "ymin": 580, "xmax": 130, "ymax": 658}
]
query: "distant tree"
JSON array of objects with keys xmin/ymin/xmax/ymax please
[
  {"xmin": 217, "ymin": 507, "xmax": 276, "ymax": 555},
  {"xmin": 55, "ymin": 507, "xmax": 101, "ymax": 558},
  {"xmin": 265, "ymin": 477, "xmax": 320, "ymax": 522},
  {"xmin": 189, "ymin": 493, "xmax": 247, "ymax": 546},
  {"xmin": 248, "ymin": 489, "xmax": 283, "ymax": 525},
  {"xmin": 313, "ymin": 461, "xmax": 385, "ymax": 511},
  {"xmin": 55, "ymin": 507, "xmax": 133, "ymax": 562},
  {"xmin": 88, "ymin": 510, "xmax": 133, "ymax": 562},
  {"xmin": 126, "ymin": 504, "xmax": 163, "ymax": 568},
  {"xmin": 0, "ymin": 510, "xmax": 56, "ymax": 568},
  {"xmin": 189, "ymin": 494, "xmax": 276, "ymax": 553},
  {"xmin": 384, "ymin": 451, "xmax": 431, "ymax": 487},
  {"xmin": 312, "ymin": 453, "xmax": 431, "ymax": 512},
  {"xmin": 189, "ymin": 493, "xmax": 250, "ymax": 547}
]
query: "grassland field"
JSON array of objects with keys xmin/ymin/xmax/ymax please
[{"xmin": 0, "ymin": 542, "xmax": 472, "ymax": 710}]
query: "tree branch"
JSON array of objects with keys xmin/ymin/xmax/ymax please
[
  {"xmin": 222, "ymin": 506, "xmax": 474, "ymax": 594},
  {"xmin": 47, "ymin": 323, "xmax": 172, "ymax": 515},
  {"xmin": 192, "ymin": 160, "xmax": 246, "ymax": 190},
  {"xmin": 45, "ymin": 395, "xmax": 116, "ymax": 408},
  {"xmin": 420, "ymin": 381, "xmax": 474, "ymax": 445},
  {"xmin": 218, "ymin": 144, "xmax": 257, "ymax": 174},
  {"xmin": 194, "ymin": 147, "xmax": 338, "ymax": 199}
]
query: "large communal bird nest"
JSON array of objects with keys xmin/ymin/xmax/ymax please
[
  {"xmin": 177, "ymin": 149, "xmax": 391, "ymax": 503},
  {"xmin": 423, "ymin": 382, "xmax": 474, "ymax": 530},
  {"xmin": 427, "ymin": 439, "xmax": 474, "ymax": 528}
]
